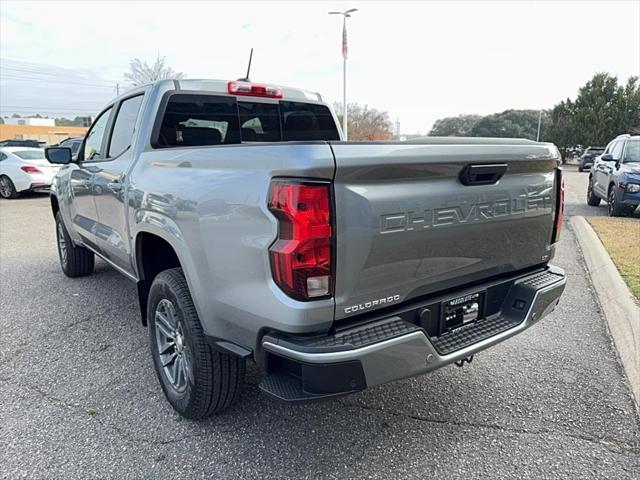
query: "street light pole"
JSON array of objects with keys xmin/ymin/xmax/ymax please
[
  {"xmin": 536, "ymin": 110, "xmax": 542, "ymax": 142},
  {"xmin": 329, "ymin": 8, "xmax": 357, "ymax": 140}
]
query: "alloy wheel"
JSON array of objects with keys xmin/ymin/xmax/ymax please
[
  {"xmin": 57, "ymin": 222, "xmax": 68, "ymax": 267},
  {"xmin": 154, "ymin": 298, "xmax": 191, "ymax": 393},
  {"xmin": 608, "ymin": 189, "xmax": 615, "ymax": 216},
  {"xmin": 0, "ymin": 177, "xmax": 12, "ymax": 198}
]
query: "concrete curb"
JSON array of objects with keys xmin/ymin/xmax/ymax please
[{"xmin": 570, "ymin": 216, "xmax": 640, "ymax": 409}]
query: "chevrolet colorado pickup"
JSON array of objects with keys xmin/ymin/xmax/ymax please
[{"xmin": 45, "ymin": 79, "xmax": 566, "ymax": 419}]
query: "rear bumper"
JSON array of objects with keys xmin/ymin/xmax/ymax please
[
  {"xmin": 26, "ymin": 182, "xmax": 51, "ymax": 193},
  {"xmin": 259, "ymin": 266, "xmax": 566, "ymax": 402}
]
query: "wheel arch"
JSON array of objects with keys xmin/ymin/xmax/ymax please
[
  {"xmin": 135, "ymin": 230, "xmax": 182, "ymax": 325},
  {"xmin": 50, "ymin": 194, "xmax": 60, "ymax": 219}
]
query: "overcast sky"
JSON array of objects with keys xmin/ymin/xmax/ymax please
[{"xmin": 1, "ymin": 0, "xmax": 639, "ymax": 133}]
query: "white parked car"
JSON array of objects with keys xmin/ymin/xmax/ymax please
[{"xmin": 0, "ymin": 147, "xmax": 61, "ymax": 199}]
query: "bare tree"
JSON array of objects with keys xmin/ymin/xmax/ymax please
[
  {"xmin": 333, "ymin": 103, "xmax": 394, "ymax": 140},
  {"xmin": 124, "ymin": 55, "xmax": 185, "ymax": 86}
]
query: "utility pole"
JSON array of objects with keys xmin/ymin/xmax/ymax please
[
  {"xmin": 329, "ymin": 8, "xmax": 357, "ymax": 140},
  {"xmin": 116, "ymin": 83, "xmax": 120, "ymax": 96},
  {"xmin": 396, "ymin": 118, "xmax": 401, "ymax": 140},
  {"xmin": 536, "ymin": 110, "xmax": 542, "ymax": 141}
]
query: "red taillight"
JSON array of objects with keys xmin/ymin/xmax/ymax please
[
  {"xmin": 20, "ymin": 166, "xmax": 43, "ymax": 175},
  {"xmin": 228, "ymin": 80, "xmax": 283, "ymax": 99},
  {"xmin": 268, "ymin": 179, "xmax": 333, "ymax": 300},
  {"xmin": 552, "ymin": 168, "xmax": 564, "ymax": 243}
]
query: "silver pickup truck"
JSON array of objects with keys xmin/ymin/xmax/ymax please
[{"xmin": 45, "ymin": 79, "xmax": 566, "ymax": 419}]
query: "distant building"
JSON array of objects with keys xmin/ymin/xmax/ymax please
[
  {"xmin": 5, "ymin": 117, "xmax": 56, "ymax": 127},
  {"xmin": 0, "ymin": 124, "xmax": 88, "ymax": 146}
]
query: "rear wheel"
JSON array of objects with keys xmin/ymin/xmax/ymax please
[
  {"xmin": 148, "ymin": 268, "xmax": 245, "ymax": 419},
  {"xmin": 586, "ymin": 177, "xmax": 600, "ymax": 206},
  {"xmin": 55, "ymin": 212, "xmax": 95, "ymax": 276},
  {"xmin": 608, "ymin": 186, "xmax": 626, "ymax": 217},
  {"xmin": 0, "ymin": 175, "xmax": 18, "ymax": 199}
]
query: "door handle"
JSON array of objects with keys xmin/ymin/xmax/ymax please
[{"xmin": 459, "ymin": 163, "xmax": 508, "ymax": 186}]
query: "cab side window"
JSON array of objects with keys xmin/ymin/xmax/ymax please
[
  {"xmin": 108, "ymin": 95, "xmax": 144, "ymax": 158},
  {"xmin": 623, "ymin": 138, "xmax": 639, "ymax": 163},
  {"xmin": 611, "ymin": 141, "xmax": 624, "ymax": 161},
  {"xmin": 603, "ymin": 141, "xmax": 614, "ymax": 154},
  {"xmin": 0, "ymin": 153, "xmax": 7, "ymax": 162},
  {"xmin": 81, "ymin": 107, "xmax": 112, "ymax": 162}
]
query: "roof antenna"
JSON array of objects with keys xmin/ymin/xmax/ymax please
[{"xmin": 238, "ymin": 48, "xmax": 253, "ymax": 82}]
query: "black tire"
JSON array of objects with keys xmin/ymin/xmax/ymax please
[
  {"xmin": 0, "ymin": 175, "xmax": 19, "ymax": 199},
  {"xmin": 55, "ymin": 211, "xmax": 94, "ymax": 277},
  {"xmin": 607, "ymin": 185, "xmax": 626, "ymax": 217},
  {"xmin": 148, "ymin": 268, "xmax": 245, "ymax": 419},
  {"xmin": 586, "ymin": 177, "xmax": 601, "ymax": 206},
  {"xmin": 578, "ymin": 165, "xmax": 583, "ymax": 173}
]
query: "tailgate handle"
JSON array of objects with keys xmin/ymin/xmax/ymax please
[{"xmin": 459, "ymin": 163, "xmax": 507, "ymax": 186}]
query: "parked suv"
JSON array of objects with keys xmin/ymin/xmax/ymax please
[
  {"xmin": 587, "ymin": 134, "xmax": 640, "ymax": 216},
  {"xmin": 578, "ymin": 146, "xmax": 604, "ymax": 172}
]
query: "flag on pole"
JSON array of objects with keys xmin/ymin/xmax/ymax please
[{"xmin": 342, "ymin": 22, "xmax": 348, "ymax": 59}]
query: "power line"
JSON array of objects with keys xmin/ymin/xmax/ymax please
[
  {"xmin": 1, "ymin": 74, "xmax": 117, "ymax": 89},
  {"xmin": 2, "ymin": 66, "xmax": 116, "ymax": 83}
]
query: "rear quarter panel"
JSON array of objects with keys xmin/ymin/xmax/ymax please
[{"xmin": 128, "ymin": 143, "xmax": 336, "ymax": 350}]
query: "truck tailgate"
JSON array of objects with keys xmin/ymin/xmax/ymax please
[{"xmin": 330, "ymin": 141, "xmax": 559, "ymax": 321}]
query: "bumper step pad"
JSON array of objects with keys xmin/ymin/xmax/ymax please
[
  {"xmin": 271, "ymin": 317, "xmax": 421, "ymax": 353},
  {"xmin": 430, "ymin": 315, "xmax": 519, "ymax": 355}
]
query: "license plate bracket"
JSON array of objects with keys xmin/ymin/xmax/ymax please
[{"xmin": 442, "ymin": 291, "xmax": 485, "ymax": 332}]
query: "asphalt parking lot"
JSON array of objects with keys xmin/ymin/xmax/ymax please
[{"xmin": 1, "ymin": 166, "xmax": 639, "ymax": 479}]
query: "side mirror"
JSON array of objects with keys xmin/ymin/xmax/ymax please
[
  {"xmin": 45, "ymin": 147, "xmax": 72, "ymax": 165},
  {"xmin": 600, "ymin": 153, "xmax": 614, "ymax": 162}
]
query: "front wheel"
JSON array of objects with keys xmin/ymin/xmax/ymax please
[
  {"xmin": 0, "ymin": 175, "xmax": 18, "ymax": 199},
  {"xmin": 148, "ymin": 268, "xmax": 245, "ymax": 419},
  {"xmin": 55, "ymin": 212, "xmax": 95, "ymax": 276},
  {"xmin": 608, "ymin": 186, "xmax": 626, "ymax": 217},
  {"xmin": 587, "ymin": 178, "xmax": 601, "ymax": 206}
]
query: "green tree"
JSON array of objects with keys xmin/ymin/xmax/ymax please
[
  {"xmin": 55, "ymin": 117, "xmax": 74, "ymax": 126},
  {"xmin": 545, "ymin": 100, "xmax": 575, "ymax": 163},
  {"xmin": 469, "ymin": 109, "xmax": 547, "ymax": 140},
  {"xmin": 0, "ymin": 117, "xmax": 3, "ymax": 124},
  {"xmin": 572, "ymin": 73, "xmax": 622, "ymax": 146},
  {"xmin": 428, "ymin": 114, "xmax": 482, "ymax": 136},
  {"xmin": 617, "ymin": 76, "xmax": 640, "ymax": 135},
  {"xmin": 546, "ymin": 73, "xmax": 640, "ymax": 157}
]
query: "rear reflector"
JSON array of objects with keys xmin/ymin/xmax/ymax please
[
  {"xmin": 268, "ymin": 179, "xmax": 333, "ymax": 300},
  {"xmin": 228, "ymin": 81, "xmax": 283, "ymax": 99},
  {"xmin": 20, "ymin": 166, "xmax": 43, "ymax": 174},
  {"xmin": 551, "ymin": 167, "xmax": 564, "ymax": 243}
]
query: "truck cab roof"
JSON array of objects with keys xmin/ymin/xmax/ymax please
[{"xmin": 115, "ymin": 78, "xmax": 323, "ymax": 104}]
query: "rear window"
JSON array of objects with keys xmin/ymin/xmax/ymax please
[
  {"xmin": 155, "ymin": 94, "xmax": 339, "ymax": 148},
  {"xmin": 14, "ymin": 150, "xmax": 45, "ymax": 160},
  {"xmin": 586, "ymin": 148, "xmax": 604, "ymax": 155}
]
